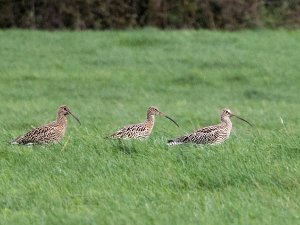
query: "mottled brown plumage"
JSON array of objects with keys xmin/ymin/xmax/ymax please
[
  {"xmin": 10, "ymin": 105, "xmax": 81, "ymax": 145},
  {"xmin": 109, "ymin": 106, "xmax": 179, "ymax": 139},
  {"xmin": 168, "ymin": 108, "xmax": 251, "ymax": 146}
]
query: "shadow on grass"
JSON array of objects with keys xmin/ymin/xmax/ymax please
[
  {"xmin": 110, "ymin": 140, "xmax": 138, "ymax": 155},
  {"xmin": 171, "ymin": 74, "xmax": 215, "ymax": 87},
  {"xmin": 118, "ymin": 36, "xmax": 168, "ymax": 48}
]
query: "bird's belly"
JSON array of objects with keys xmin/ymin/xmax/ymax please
[{"xmin": 213, "ymin": 131, "xmax": 230, "ymax": 144}]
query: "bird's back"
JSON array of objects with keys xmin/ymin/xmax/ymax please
[
  {"xmin": 11, "ymin": 122, "xmax": 66, "ymax": 145},
  {"xmin": 168, "ymin": 122, "xmax": 232, "ymax": 146},
  {"xmin": 110, "ymin": 121, "xmax": 152, "ymax": 139}
]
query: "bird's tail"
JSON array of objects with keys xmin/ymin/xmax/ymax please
[
  {"xmin": 105, "ymin": 133, "xmax": 118, "ymax": 139},
  {"xmin": 9, "ymin": 140, "xmax": 19, "ymax": 145},
  {"xmin": 167, "ymin": 135, "xmax": 189, "ymax": 146},
  {"xmin": 9, "ymin": 136, "xmax": 22, "ymax": 145}
]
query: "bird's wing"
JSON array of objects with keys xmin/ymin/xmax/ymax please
[
  {"xmin": 14, "ymin": 124, "xmax": 55, "ymax": 144},
  {"xmin": 195, "ymin": 124, "xmax": 220, "ymax": 134},
  {"xmin": 187, "ymin": 124, "xmax": 221, "ymax": 144},
  {"xmin": 110, "ymin": 123, "xmax": 146, "ymax": 138},
  {"xmin": 168, "ymin": 124, "xmax": 221, "ymax": 145}
]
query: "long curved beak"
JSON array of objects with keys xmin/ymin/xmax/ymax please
[
  {"xmin": 160, "ymin": 112, "xmax": 179, "ymax": 127},
  {"xmin": 69, "ymin": 111, "xmax": 81, "ymax": 125},
  {"xmin": 233, "ymin": 114, "xmax": 252, "ymax": 126}
]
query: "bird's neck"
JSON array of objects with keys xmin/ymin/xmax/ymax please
[
  {"xmin": 146, "ymin": 114, "xmax": 155, "ymax": 127},
  {"xmin": 221, "ymin": 116, "xmax": 232, "ymax": 129},
  {"xmin": 56, "ymin": 113, "xmax": 67, "ymax": 126}
]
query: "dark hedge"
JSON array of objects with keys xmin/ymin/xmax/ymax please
[{"xmin": 0, "ymin": 0, "xmax": 299, "ymax": 30}]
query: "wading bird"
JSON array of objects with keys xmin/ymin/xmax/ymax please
[
  {"xmin": 167, "ymin": 108, "xmax": 251, "ymax": 146},
  {"xmin": 10, "ymin": 105, "xmax": 81, "ymax": 145},
  {"xmin": 108, "ymin": 106, "xmax": 179, "ymax": 139}
]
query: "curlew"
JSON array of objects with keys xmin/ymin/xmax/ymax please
[
  {"xmin": 108, "ymin": 106, "xmax": 179, "ymax": 139},
  {"xmin": 10, "ymin": 105, "xmax": 81, "ymax": 145},
  {"xmin": 167, "ymin": 108, "xmax": 251, "ymax": 146}
]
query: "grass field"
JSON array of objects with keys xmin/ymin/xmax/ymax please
[{"xmin": 0, "ymin": 29, "xmax": 300, "ymax": 225}]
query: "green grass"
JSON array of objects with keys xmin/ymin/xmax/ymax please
[{"xmin": 0, "ymin": 28, "xmax": 300, "ymax": 225}]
